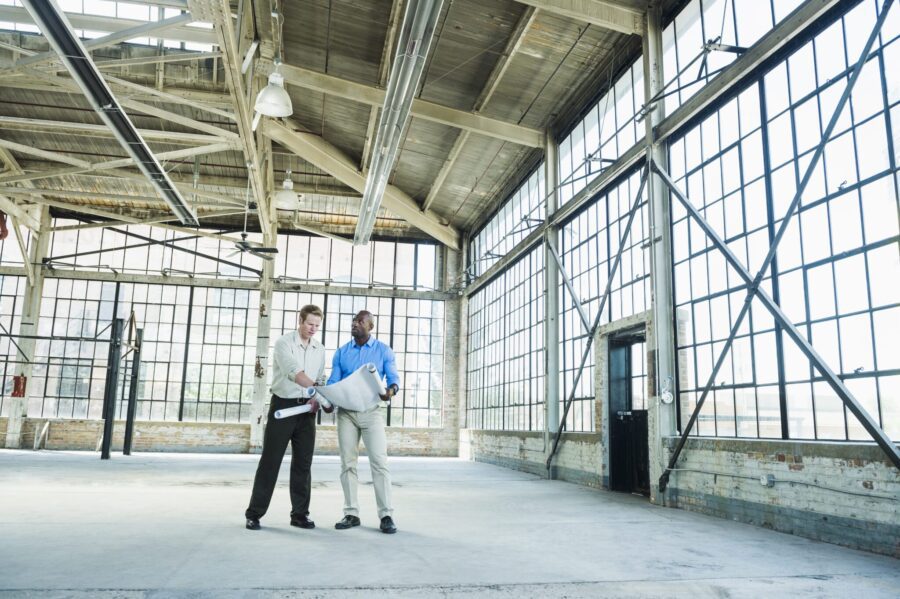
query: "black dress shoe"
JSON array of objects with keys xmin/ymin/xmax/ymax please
[
  {"xmin": 246, "ymin": 518, "xmax": 260, "ymax": 530},
  {"xmin": 290, "ymin": 515, "xmax": 315, "ymax": 529},
  {"xmin": 379, "ymin": 516, "xmax": 397, "ymax": 534},
  {"xmin": 334, "ymin": 515, "xmax": 361, "ymax": 529}
]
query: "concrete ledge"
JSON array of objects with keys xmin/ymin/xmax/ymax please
[
  {"xmin": 663, "ymin": 436, "xmax": 900, "ymax": 464},
  {"xmin": 667, "ymin": 487, "xmax": 900, "ymax": 558}
]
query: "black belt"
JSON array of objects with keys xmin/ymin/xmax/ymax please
[{"xmin": 271, "ymin": 394, "xmax": 310, "ymax": 405}]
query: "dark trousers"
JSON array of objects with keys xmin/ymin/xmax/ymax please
[{"xmin": 245, "ymin": 395, "xmax": 316, "ymax": 520}]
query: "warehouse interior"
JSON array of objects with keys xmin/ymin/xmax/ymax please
[{"xmin": 0, "ymin": 0, "xmax": 898, "ymax": 596}]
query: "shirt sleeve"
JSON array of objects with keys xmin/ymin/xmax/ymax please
[
  {"xmin": 327, "ymin": 347, "xmax": 343, "ymax": 385},
  {"xmin": 383, "ymin": 345, "xmax": 400, "ymax": 389},
  {"xmin": 273, "ymin": 335, "xmax": 301, "ymax": 382},
  {"xmin": 314, "ymin": 345, "xmax": 327, "ymax": 385}
]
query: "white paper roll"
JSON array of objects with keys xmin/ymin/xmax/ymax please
[{"xmin": 273, "ymin": 387, "xmax": 317, "ymax": 419}]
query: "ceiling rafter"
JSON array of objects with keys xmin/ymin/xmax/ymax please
[
  {"xmin": 264, "ymin": 120, "xmax": 459, "ymax": 249},
  {"xmin": 258, "ymin": 60, "xmax": 544, "ymax": 148}
]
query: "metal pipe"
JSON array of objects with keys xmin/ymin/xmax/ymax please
[
  {"xmin": 123, "ymin": 328, "xmax": 143, "ymax": 456},
  {"xmin": 354, "ymin": 0, "xmax": 444, "ymax": 245},
  {"xmin": 100, "ymin": 318, "xmax": 124, "ymax": 460}
]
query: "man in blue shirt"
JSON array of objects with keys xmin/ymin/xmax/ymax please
[{"xmin": 328, "ymin": 310, "xmax": 400, "ymax": 534}]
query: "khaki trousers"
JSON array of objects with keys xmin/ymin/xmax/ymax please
[{"xmin": 337, "ymin": 406, "xmax": 393, "ymax": 519}]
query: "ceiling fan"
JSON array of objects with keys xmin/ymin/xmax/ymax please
[{"xmin": 228, "ymin": 174, "xmax": 278, "ymax": 261}]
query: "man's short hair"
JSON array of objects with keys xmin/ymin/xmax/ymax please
[{"xmin": 299, "ymin": 304, "xmax": 324, "ymax": 323}]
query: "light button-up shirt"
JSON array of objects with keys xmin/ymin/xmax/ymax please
[{"xmin": 270, "ymin": 330, "xmax": 326, "ymax": 399}]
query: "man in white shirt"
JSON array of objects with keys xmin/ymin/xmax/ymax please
[{"xmin": 245, "ymin": 304, "xmax": 328, "ymax": 531}]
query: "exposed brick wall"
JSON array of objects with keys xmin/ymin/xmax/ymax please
[
  {"xmin": 661, "ymin": 437, "xmax": 900, "ymax": 557},
  {"xmin": 462, "ymin": 429, "xmax": 603, "ymax": 487},
  {"xmin": 0, "ymin": 417, "xmax": 457, "ymax": 457}
]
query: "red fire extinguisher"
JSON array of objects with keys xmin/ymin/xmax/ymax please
[{"xmin": 12, "ymin": 375, "xmax": 26, "ymax": 397}]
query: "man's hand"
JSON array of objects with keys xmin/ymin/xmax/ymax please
[
  {"xmin": 307, "ymin": 398, "xmax": 319, "ymax": 414},
  {"xmin": 379, "ymin": 387, "xmax": 395, "ymax": 402},
  {"xmin": 294, "ymin": 371, "xmax": 315, "ymax": 387}
]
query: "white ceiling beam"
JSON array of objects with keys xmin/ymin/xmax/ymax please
[
  {"xmin": 1, "ymin": 191, "xmax": 252, "ymax": 245},
  {"xmin": 264, "ymin": 120, "xmax": 459, "ymax": 249},
  {"xmin": 260, "ymin": 61, "xmax": 544, "ymax": 148},
  {"xmin": 8, "ymin": 214, "xmax": 34, "ymax": 284},
  {"xmin": 0, "ymin": 146, "xmax": 43, "ymax": 231},
  {"xmin": 188, "ymin": 0, "xmax": 270, "ymax": 237},
  {"xmin": 0, "ymin": 137, "xmax": 92, "ymax": 168},
  {"xmin": 104, "ymin": 74, "xmax": 235, "ymax": 121},
  {"xmin": 93, "ymin": 51, "xmax": 222, "ymax": 70},
  {"xmin": 0, "ymin": 142, "xmax": 235, "ymax": 184},
  {"xmin": 21, "ymin": 68, "xmax": 240, "ymax": 140},
  {"xmin": 0, "ymin": 116, "xmax": 232, "ymax": 145},
  {"xmin": 0, "ymin": 11, "xmax": 212, "ymax": 77},
  {"xmin": 423, "ymin": 6, "xmax": 539, "ymax": 212},
  {"xmin": 513, "ymin": 0, "xmax": 643, "ymax": 35},
  {"xmin": 0, "ymin": 195, "xmax": 39, "ymax": 231}
]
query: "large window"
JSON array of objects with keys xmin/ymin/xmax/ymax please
[
  {"xmin": 274, "ymin": 236, "xmax": 437, "ymax": 290},
  {"xmin": 467, "ymin": 246, "xmax": 545, "ymax": 430},
  {"xmin": 0, "ymin": 0, "xmax": 215, "ymax": 51},
  {"xmin": 558, "ymin": 61, "xmax": 644, "ymax": 205},
  {"xmin": 46, "ymin": 220, "xmax": 265, "ymax": 281},
  {"xmin": 0, "ymin": 274, "xmax": 25, "ymax": 416},
  {"xmin": 469, "ymin": 166, "xmax": 545, "ymax": 278},
  {"xmin": 671, "ymin": 0, "xmax": 899, "ymax": 441},
  {"xmin": 557, "ymin": 169, "xmax": 650, "ymax": 432}
]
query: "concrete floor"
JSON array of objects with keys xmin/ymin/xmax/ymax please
[{"xmin": 0, "ymin": 451, "xmax": 897, "ymax": 598}]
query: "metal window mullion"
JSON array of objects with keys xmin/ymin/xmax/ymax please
[
  {"xmin": 547, "ymin": 168, "xmax": 648, "ymax": 467},
  {"xmin": 757, "ymin": 77, "xmax": 792, "ymax": 440},
  {"xmin": 654, "ymin": 160, "xmax": 900, "ymax": 475}
]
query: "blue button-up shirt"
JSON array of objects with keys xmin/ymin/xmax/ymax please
[{"xmin": 328, "ymin": 336, "xmax": 401, "ymax": 390}]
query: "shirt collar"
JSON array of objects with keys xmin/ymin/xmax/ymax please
[
  {"xmin": 353, "ymin": 336, "xmax": 376, "ymax": 348},
  {"xmin": 295, "ymin": 330, "xmax": 321, "ymax": 349}
]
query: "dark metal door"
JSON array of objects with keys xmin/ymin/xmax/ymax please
[{"xmin": 608, "ymin": 334, "xmax": 649, "ymax": 496}]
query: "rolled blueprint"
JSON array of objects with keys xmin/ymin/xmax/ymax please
[
  {"xmin": 315, "ymin": 363, "xmax": 386, "ymax": 412},
  {"xmin": 273, "ymin": 386, "xmax": 317, "ymax": 419}
]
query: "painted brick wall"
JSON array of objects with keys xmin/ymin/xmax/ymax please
[
  {"xmin": 461, "ymin": 429, "xmax": 603, "ymax": 487},
  {"xmin": 0, "ymin": 417, "xmax": 458, "ymax": 457},
  {"xmin": 661, "ymin": 437, "xmax": 900, "ymax": 557}
]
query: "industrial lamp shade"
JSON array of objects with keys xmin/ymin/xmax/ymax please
[
  {"xmin": 273, "ymin": 173, "xmax": 300, "ymax": 210},
  {"xmin": 254, "ymin": 70, "xmax": 293, "ymax": 117}
]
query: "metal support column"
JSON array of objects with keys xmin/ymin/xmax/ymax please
[
  {"xmin": 123, "ymin": 328, "xmax": 143, "ymax": 456},
  {"xmin": 250, "ymin": 209, "xmax": 276, "ymax": 451},
  {"xmin": 656, "ymin": 0, "xmax": 899, "ymax": 489},
  {"xmin": 100, "ymin": 317, "xmax": 124, "ymax": 460},
  {"xmin": 5, "ymin": 206, "xmax": 50, "ymax": 449},
  {"xmin": 643, "ymin": 3, "xmax": 677, "ymax": 501},
  {"xmin": 543, "ymin": 131, "xmax": 561, "ymax": 453}
]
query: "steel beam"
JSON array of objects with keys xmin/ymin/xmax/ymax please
[
  {"xmin": 513, "ymin": 0, "xmax": 643, "ymax": 35},
  {"xmin": 263, "ymin": 120, "xmax": 460, "ymax": 249},
  {"xmin": 643, "ymin": 2, "xmax": 678, "ymax": 493},
  {"xmin": 543, "ymin": 131, "xmax": 561, "ymax": 438},
  {"xmin": 0, "ymin": 116, "xmax": 234, "ymax": 145},
  {"xmin": 260, "ymin": 61, "xmax": 544, "ymax": 148},
  {"xmin": 0, "ymin": 11, "xmax": 211, "ymax": 77},
  {"xmin": 546, "ymin": 168, "xmax": 648, "ymax": 471},
  {"xmin": 188, "ymin": 0, "xmax": 269, "ymax": 236},
  {"xmin": 656, "ymin": 0, "xmax": 900, "ymax": 485},
  {"xmin": 422, "ymin": 6, "xmax": 538, "ymax": 212},
  {"xmin": 654, "ymin": 0, "xmax": 842, "ymax": 144}
]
